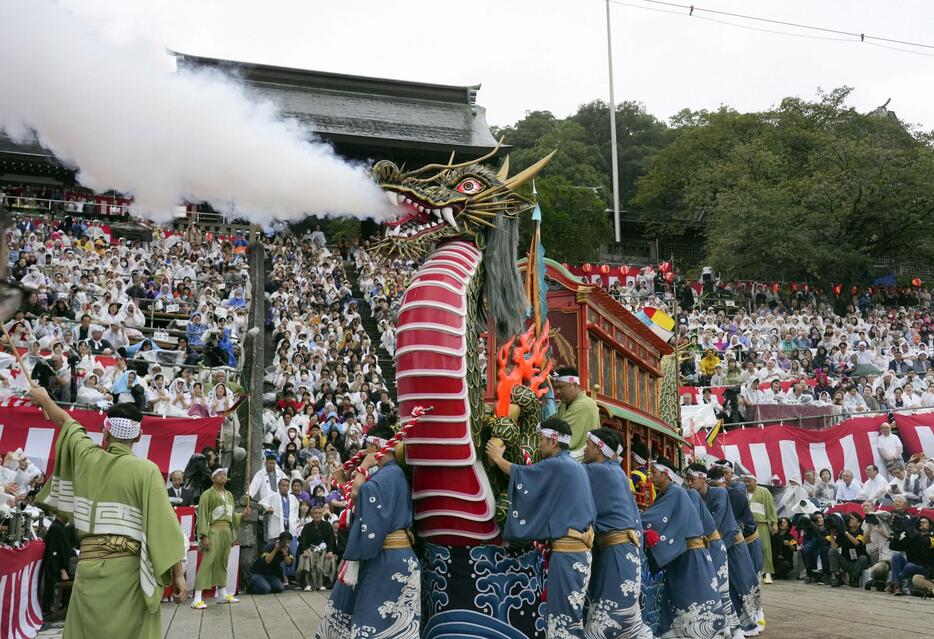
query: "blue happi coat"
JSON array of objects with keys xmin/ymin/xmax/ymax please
[
  {"xmin": 506, "ymin": 450, "xmax": 595, "ymax": 639},
  {"xmin": 315, "ymin": 459, "xmax": 420, "ymax": 639},
  {"xmin": 687, "ymin": 489, "xmax": 736, "ymax": 637},
  {"xmin": 727, "ymin": 481, "xmax": 763, "ymax": 618},
  {"xmin": 583, "ymin": 460, "xmax": 653, "ymax": 639},
  {"xmin": 704, "ymin": 487, "xmax": 758, "ymax": 633},
  {"xmin": 641, "ymin": 484, "xmax": 723, "ymax": 639}
]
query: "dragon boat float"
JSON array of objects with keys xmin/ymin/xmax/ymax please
[{"xmin": 371, "ymin": 142, "xmax": 685, "ymax": 638}]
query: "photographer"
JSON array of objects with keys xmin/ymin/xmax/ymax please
[
  {"xmin": 862, "ymin": 501, "xmax": 895, "ymax": 592},
  {"xmin": 771, "ymin": 517, "xmax": 798, "ymax": 579},
  {"xmin": 250, "ymin": 531, "xmax": 294, "ymax": 595},
  {"xmin": 828, "ymin": 512, "xmax": 869, "ymax": 587},
  {"xmin": 889, "ymin": 515, "xmax": 934, "ymax": 596},
  {"xmin": 798, "ymin": 512, "xmax": 832, "ymax": 584}
]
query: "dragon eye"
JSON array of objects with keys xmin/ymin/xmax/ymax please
[{"xmin": 455, "ymin": 178, "xmax": 484, "ymax": 194}]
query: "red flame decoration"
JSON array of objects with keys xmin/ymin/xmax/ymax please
[{"xmin": 495, "ymin": 320, "xmax": 553, "ymax": 417}]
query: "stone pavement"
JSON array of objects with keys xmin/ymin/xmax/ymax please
[{"xmin": 36, "ymin": 580, "xmax": 934, "ymax": 638}]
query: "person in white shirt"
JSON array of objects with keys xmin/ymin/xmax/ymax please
[
  {"xmin": 875, "ymin": 419, "xmax": 904, "ymax": 472},
  {"xmin": 836, "ymin": 470, "xmax": 862, "ymax": 502},
  {"xmin": 760, "ymin": 379, "xmax": 784, "ymax": 404},
  {"xmin": 857, "ymin": 465, "xmax": 889, "ymax": 503},
  {"xmin": 249, "ymin": 453, "xmax": 288, "ymax": 504},
  {"xmin": 841, "ymin": 386, "xmax": 868, "ymax": 415},
  {"xmin": 260, "ymin": 477, "xmax": 301, "ymax": 541}
]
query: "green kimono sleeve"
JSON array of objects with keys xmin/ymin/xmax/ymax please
[
  {"xmin": 140, "ymin": 463, "xmax": 187, "ymax": 613},
  {"xmin": 196, "ymin": 489, "xmax": 215, "ymax": 538},
  {"xmin": 37, "ymin": 419, "xmax": 106, "ymax": 520}
]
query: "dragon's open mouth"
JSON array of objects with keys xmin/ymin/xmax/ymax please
[{"xmin": 383, "ymin": 189, "xmax": 460, "ymax": 238}]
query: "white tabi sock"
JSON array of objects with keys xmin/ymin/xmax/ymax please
[
  {"xmin": 193, "ymin": 590, "xmax": 203, "ymax": 603},
  {"xmin": 216, "ymin": 587, "xmax": 227, "ymax": 599}
]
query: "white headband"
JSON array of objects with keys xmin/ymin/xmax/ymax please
[
  {"xmin": 587, "ymin": 432, "xmax": 616, "ymax": 459},
  {"xmin": 538, "ymin": 427, "xmax": 571, "ymax": 445},
  {"xmin": 212, "ymin": 467, "xmax": 228, "ymax": 478},
  {"xmin": 652, "ymin": 461, "xmax": 684, "ymax": 486},
  {"xmin": 103, "ymin": 417, "xmax": 141, "ymax": 440},
  {"xmin": 366, "ymin": 436, "xmax": 389, "ymax": 448},
  {"xmin": 553, "ymin": 374, "xmax": 580, "ymax": 385},
  {"xmin": 631, "ymin": 451, "xmax": 647, "ymax": 465}
]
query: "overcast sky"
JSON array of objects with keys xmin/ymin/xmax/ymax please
[{"xmin": 66, "ymin": 0, "xmax": 934, "ymax": 131}]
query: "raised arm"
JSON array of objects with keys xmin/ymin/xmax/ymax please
[{"xmin": 30, "ymin": 386, "xmax": 71, "ymax": 427}]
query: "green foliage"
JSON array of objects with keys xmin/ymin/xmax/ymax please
[
  {"xmin": 492, "ymin": 101, "xmax": 670, "ymax": 262},
  {"xmin": 516, "ymin": 175, "xmax": 611, "ymax": 263},
  {"xmin": 632, "ymin": 87, "xmax": 934, "ymax": 282}
]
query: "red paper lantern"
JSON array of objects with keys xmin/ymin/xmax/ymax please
[
  {"xmin": 912, "ymin": 277, "xmax": 922, "ymax": 287},
  {"xmin": 619, "ymin": 265, "xmax": 629, "ymax": 276},
  {"xmin": 582, "ymin": 263, "xmax": 593, "ymax": 274},
  {"xmin": 833, "ymin": 284, "xmax": 842, "ymax": 296},
  {"xmin": 791, "ymin": 283, "xmax": 798, "ymax": 292},
  {"xmin": 664, "ymin": 272, "xmax": 674, "ymax": 283},
  {"xmin": 599, "ymin": 264, "xmax": 610, "ymax": 275}
]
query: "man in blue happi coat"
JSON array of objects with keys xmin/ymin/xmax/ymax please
[
  {"xmin": 682, "ymin": 466, "xmax": 740, "ymax": 639},
  {"xmin": 713, "ymin": 461, "xmax": 765, "ymax": 633},
  {"xmin": 581, "ymin": 428, "xmax": 654, "ymax": 639},
  {"xmin": 487, "ymin": 416, "xmax": 596, "ymax": 638},
  {"xmin": 686, "ymin": 464, "xmax": 759, "ymax": 639},
  {"xmin": 703, "ymin": 466, "xmax": 760, "ymax": 637},
  {"xmin": 315, "ymin": 426, "xmax": 420, "ymax": 639},
  {"xmin": 642, "ymin": 457, "xmax": 723, "ymax": 639}
]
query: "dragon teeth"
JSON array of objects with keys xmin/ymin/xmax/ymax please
[
  {"xmin": 385, "ymin": 191, "xmax": 399, "ymax": 206},
  {"xmin": 441, "ymin": 207, "xmax": 457, "ymax": 229}
]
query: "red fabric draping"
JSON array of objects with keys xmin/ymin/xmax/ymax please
[
  {"xmin": 0, "ymin": 404, "xmax": 222, "ymax": 479},
  {"xmin": 0, "ymin": 540, "xmax": 45, "ymax": 638},
  {"xmin": 691, "ymin": 411, "xmax": 934, "ymax": 484}
]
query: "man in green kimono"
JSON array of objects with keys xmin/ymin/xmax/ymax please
[
  {"xmin": 553, "ymin": 367, "xmax": 600, "ymax": 462},
  {"xmin": 32, "ymin": 387, "xmax": 188, "ymax": 639},
  {"xmin": 743, "ymin": 472, "xmax": 778, "ymax": 584},
  {"xmin": 192, "ymin": 467, "xmax": 250, "ymax": 608}
]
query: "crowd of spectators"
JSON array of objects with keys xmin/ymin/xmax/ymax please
[
  {"xmin": 241, "ymin": 227, "xmax": 400, "ymax": 592},
  {"xmin": 765, "ymin": 456, "xmax": 934, "ymax": 596},
  {"xmin": 675, "ymin": 301, "xmax": 934, "ymax": 424},
  {"xmin": 1, "ymin": 211, "xmax": 253, "ymax": 516}
]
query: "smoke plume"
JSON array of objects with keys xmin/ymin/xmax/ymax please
[{"xmin": 0, "ymin": 0, "xmax": 390, "ymax": 223}]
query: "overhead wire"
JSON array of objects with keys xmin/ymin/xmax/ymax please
[{"xmin": 608, "ymin": 0, "xmax": 934, "ymax": 57}]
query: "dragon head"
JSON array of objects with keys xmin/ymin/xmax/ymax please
[
  {"xmin": 371, "ymin": 140, "xmax": 555, "ymax": 260},
  {"xmin": 370, "ymin": 142, "xmax": 555, "ymax": 340}
]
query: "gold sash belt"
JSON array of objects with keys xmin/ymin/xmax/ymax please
[
  {"xmin": 745, "ymin": 530, "xmax": 760, "ymax": 544},
  {"xmin": 211, "ymin": 521, "xmax": 231, "ymax": 529},
  {"xmin": 79, "ymin": 535, "xmax": 141, "ymax": 561},
  {"xmin": 552, "ymin": 527, "xmax": 595, "ymax": 553},
  {"xmin": 706, "ymin": 531, "xmax": 722, "ymax": 543},
  {"xmin": 383, "ymin": 529, "xmax": 414, "ymax": 549},
  {"xmin": 595, "ymin": 529, "xmax": 640, "ymax": 550},
  {"xmin": 686, "ymin": 536, "xmax": 708, "ymax": 550},
  {"xmin": 735, "ymin": 532, "xmax": 746, "ymax": 544}
]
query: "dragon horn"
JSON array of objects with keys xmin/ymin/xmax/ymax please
[
  {"xmin": 495, "ymin": 155, "xmax": 510, "ymax": 182},
  {"xmin": 403, "ymin": 137, "xmax": 505, "ymax": 177},
  {"xmin": 503, "ymin": 150, "xmax": 556, "ymax": 191}
]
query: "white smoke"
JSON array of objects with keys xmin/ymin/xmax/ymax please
[{"xmin": 0, "ymin": 0, "xmax": 390, "ymax": 223}]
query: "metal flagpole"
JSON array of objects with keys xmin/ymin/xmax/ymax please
[{"xmin": 605, "ymin": 0, "xmax": 622, "ymax": 244}]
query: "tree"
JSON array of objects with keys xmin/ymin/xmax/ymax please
[
  {"xmin": 631, "ymin": 88, "xmax": 934, "ymax": 283},
  {"xmin": 516, "ymin": 175, "xmax": 611, "ymax": 263}
]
